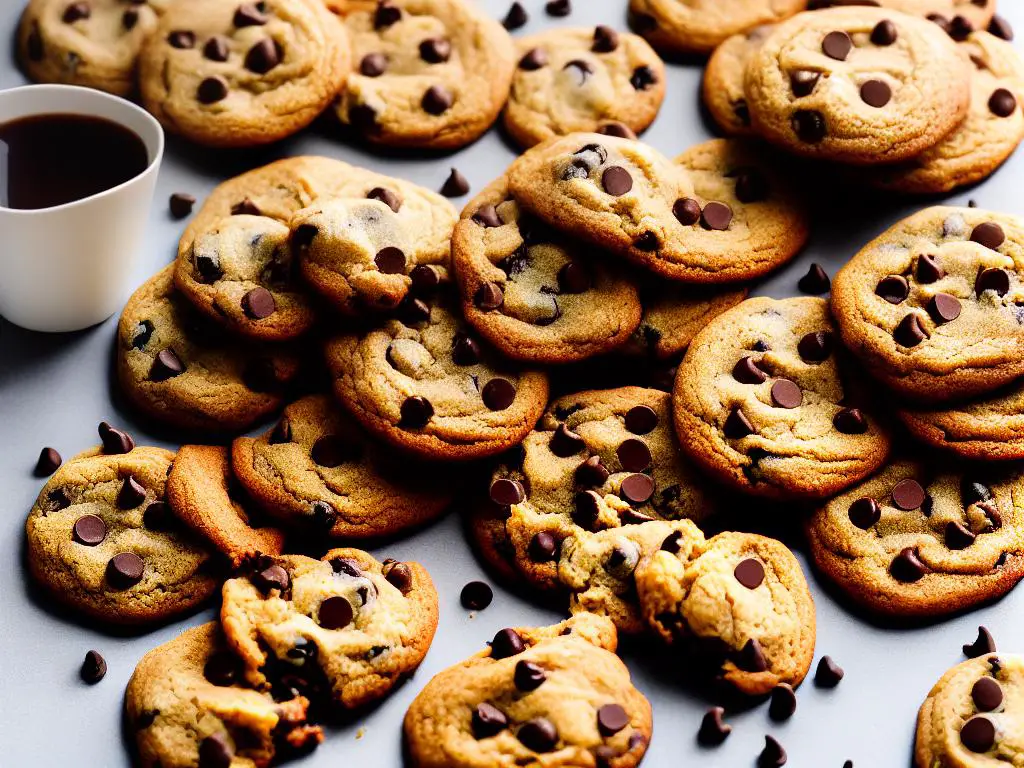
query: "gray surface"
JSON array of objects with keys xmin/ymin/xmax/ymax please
[{"xmin": 2, "ymin": 2, "xmax": 1023, "ymax": 766}]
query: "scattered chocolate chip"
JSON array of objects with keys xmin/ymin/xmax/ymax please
[
  {"xmin": 197, "ymin": 76, "xmax": 228, "ymax": 104},
  {"xmin": 410, "ymin": 265, "xmax": 439, "ymax": 295},
  {"xmin": 988, "ymin": 15, "xmax": 1013, "ymax": 41},
  {"xmin": 490, "ymin": 628, "xmax": 526, "ymax": 659},
  {"xmin": 834, "ymin": 408, "xmax": 868, "ymax": 435},
  {"xmin": 758, "ymin": 735, "xmax": 787, "ymax": 767},
  {"xmin": 964, "ymin": 626, "xmax": 997, "ymax": 658},
  {"xmin": 400, "ymin": 396, "xmax": 433, "ymax": 428},
  {"xmin": 972, "ymin": 677, "xmax": 1003, "ymax": 711},
  {"xmin": 928, "ymin": 12, "xmax": 951, "ymax": 33},
  {"xmin": 792, "ymin": 110, "xmax": 826, "ymax": 143},
  {"xmin": 790, "ymin": 70, "xmax": 820, "ymax": 97},
  {"xmin": 987, "ymin": 88, "xmax": 1018, "ymax": 118},
  {"xmin": 737, "ymin": 638, "xmax": 768, "ymax": 672},
  {"xmin": 349, "ymin": 103, "xmax": 379, "ymax": 132},
  {"xmin": 99, "ymin": 422, "xmax": 134, "ymax": 454},
  {"xmin": 383, "ymin": 561, "xmax": 413, "ymax": 593},
  {"xmin": 927, "ymin": 293, "xmax": 961, "ymax": 325},
  {"xmin": 876, "ymin": 275, "xmax": 910, "ymax": 304},
  {"xmin": 310, "ymin": 500, "xmax": 337, "ymax": 531},
  {"xmin": 80, "ymin": 650, "xmax": 106, "ymax": 684},
  {"xmin": 503, "ymin": 2, "xmax": 528, "ymax": 30},
  {"xmin": 893, "ymin": 313, "xmax": 927, "ymax": 347},
  {"xmin": 440, "ymin": 168, "xmax": 470, "ymax": 197},
  {"xmin": 976, "ymin": 267, "xmax": 1010, "ymax": 296},
  {"xmin": 34, "ymin": 447, "xmax": 62, "ymax": 477},
  {"xmin": 62, "ymin": 3, "xmax": 90, "ymax": 23},
  {"xmin": 892, "ymin": 478, "xmax": 926, "ymax": 510},
  {"xmin": 234, "ymin": 2, "xmax": 269, "ymax": 27},
  {"xmin": 620, "ymin": 473, "xmax": 655, "ymax": 504},
  {"xmin": 422, "ymin": 85, "xmax": 453, "ymax": 115},
  {"xmin": 169, "ymin": 193, "xmax": 196, "ymax": 219},
  {"xmin": 822, "ymin": 30, "xmax": 852, "ymax": 60},
  {"xmin": 73, "ymin": 515, "xmax": 106, "ymax": 546},
  {"xmin": 949, "ymin": 14, "xmax": 974, "ymax": 40},
  {"xmin": 698, "ymin": 706, "xmax": 732, "ymax": 745},
  {"xmin": 798, "ymin": 330, "xmax": 833, "ymax": 363},
  {"xmin": 733, "ymin": 356, "xmax": 769, "ymax": 384},
  {"xmin": 140, "ymin": 501, "xmax": 171, "ymax": 531},
  {"xmin": 602, "ymin": 166, "xmax": 633, "ymax": 197},
  {"xmin": 661, "ymin": 531, "xmax": 683, "ymax": 554},
  {"xmin": 482, "ymin": 378, "xmax": 516, "ymax": 411},
  {"xmin": 890, "ymin": 547, "xmax": 927, "ymax": 582},
  {"xmin": 591, "ymin": 25, "xmax": 620, "ymax": 53},
  {"xmin": 360, "ymin": 52, "xmax": 387, "ymax": 76},
  {"xmin": 150, "ymin": 348, "xmax": 185, "ymax": 381},
  {"xmin": 461, "ymin": 581, "xmax": 493, "ymax": 611},
  {"xmin": 451, "ymin": 333, "xmax": 481, "ymax": 366},
  {"xmin": 529, "ymin": 532, "xmax": 558, "ymax": 561},
  {"xmin": 815, "ymin": 656, "xmax": 844, "ymax": 687},
  {"xmin": 724, "ymin": 408, "xmax": 754, "ymax": 439},
  {"xmin": 245, "ymin": 38, "xmax": 281, "ymax": 74},
  {"xmin": 769, "ymin": 684, "xmax": 797, "ymax": 721},
  {"xmin": 972, "ymin": 222, "xmax": 1006, "ymax": 250},
  {"xmin": 860, "ymin": 79, "xmax": 891, "ymax": 107},
  {"xmin": 960, "ymin": 715, "xmax": 995, "ymax": 753},
  {"xmin": 473, "ymin": 702, "xmax": 508, "ymax": 738},
  {"xmin": 771, "ymin": 379, "xmax": 802, "ymax": 409},
  {"xmin": 617, "ymin": 438, "xmax": 652, "ymax": 472},
  {"xmin": 734, "ymin": 558, "xmax": 765, "ymax": 589},
  {"xmin": 546, "ymin": 0, "xmax": 571, "ymax": 17},
  {"xmin": 550, "ymin": 423, "xmax": 586, "ymax": 457},
  {"xmin": 518, "ymin": 718, "xmax": 558, "ymax": 752},
  {"xmin": 198, "ymin": 732, "xmax": 234, "ymax": 768},
  {"xmin": 798, "ymin": 263, "xmax": 830, "ymax": 294},
  {"xmin": 203, "ymin": 35, "xmax": 229, "ymax": 62},
  {"xmin": 673, "ymin": 197, "xmax": 702, "ymax": 226},
  {"xmin": 848, "ymin": 497, "xmax": 881, "ymax": 529},
  {"xmin": 107, "ymin": 552, "xmax": 144, "ymax": 589},
  {"xmin": 871, "ymin": 19, "xmax": 897, "ymax": 45},
  {"xmin": 573, "ymin": 456, "xmax": 608, "ymax": 489},
  {"xmin": 701, "ymin": 201, "xmax": 733, "ymax": 230}
]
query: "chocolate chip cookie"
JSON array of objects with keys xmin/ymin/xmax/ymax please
[
  {"xmin": 231, "ymin": 394, "xmax": 453, "ymax": 538},
  {"xmin": 452, "ymin": 174, "xmax": 642, "ymax": 365},
  {"xmin": 25, "ymin": 444, "xmax": 217, "ymax": 625},
  {"xmin": 636, "ymin": 530, "xmax": 816, "ymax": 696},
  {"xmin": 507, "ymin": 134, "xmax": 810, "ymax": 283},
  {"xmin": 220, "ymin": 549, "xmax": 437, "ymax": 709},
  {"xmin": 17, "ymin": 0, "xmax": 169, "ymax": 96},
  {"xmin": 628, "ymin": 0, "xmax": 806, "ymax": 56},
  {"xmin": 138, "ymin": 0, "xmax": 350, "ymax": 147},
  {"xmin": 325, "ymin": 290, "xmax": 549, "ymax": 461},
  {"xmin": 831, "ymin": 206, "xmax": 1024, "ymax": 403},
  {"xmin": 503, "ymin": 26, "xmax": 666, "ymax": 149},
  {"xmin": 166, "ymin": 444, "xmax": 286, "ymax": 566},
  {"xmin": 915, "ymin": 653, "xmax": 1021, "ymax": 768},
  {"xmin": 118, "ymin": 266, "xmax": 302, "ymax": 433},
  {"xmin": 403, "ymin": 614, "xmax": 652, "ymax": 768},
  {"xmin": 126, "ymin": 622, "xmax": 323, "ymax": 768},
  {"xmin": 702, "ymin": 25, "xmax": 774, "ymax": 136},
  {"xmin": 744, "ymin": 7, "xmax": 972, "ymax": 163},
  {"xmin": 674, "ymin": 296, "xmax": 891, "ymax": 499},
  {"xmin": 334, "ymin": 0, "xmax": 516, "ymax": 150},
  {"xmin": 806, "ymin": 460, "xmax": 1024, "ymax": 617}
]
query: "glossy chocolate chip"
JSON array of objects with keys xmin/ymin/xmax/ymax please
[
  {"xmin": 99, "ymin": 422, "xmax": 134, "ymax": 454},
  {"xmin": 241, "ymin": 287, "xmax": 276, "ymax": 319},
  {"xmin": 988, "ymin": 88, "xmax": 1018, "ymax": 118},
  {"xmin": 798, "ymin": 331, "xmax": 833, "ymax": 362},
  {"xmin": 790, "ymin": 70, "xmax": 820, "ymax": 97},
  {"xmin": 798, "ymin": 263, "xmax": 830, "ymax": 294},
  {"xmin": 576, "ymin": 455, "xmax": 610, "ymax": 487},
  {"xmin": 546, "ymin": 0, "xmax": 570, "ymax": 14},
  {"xmin": 734, "ymin": 558, "xmax": 765, "ymax": 589},
  {"xmin": 234, "ymin": 2, "xmax": 269, "ymax": 27},
  {"xmin": 876, "ymin": 275, "xmax": 909, "ymax": 304},
  {"xmin": 474, "ymin": 281, "xmax": 504, "ymax": 310},
  {"xmin": 620, "ymin": 473, "xmax": 655, "ymax": 504},
  {"xmin": 822, "ymin": 30, "xmax": 852, "ymax": 59},
  {"xmin": 150, "ymin": 348, "xmax": 185, "ymax": 381},
  {"xmin": 916, "ymin": 254, "xmax": 945, "ymax": 283},
  {"xmin": 893, "ymin": 313, "xmax": 927, "ymax": 347},
  {"xmin": 724, "ymin": 408, "xmax": 754, "ymax": 439},
  {"xmin": 928, "ymin": 293, "xmax": 961, "ymax": 324},
  {"xmin": 473, "ymin": 205, "xmax": 503, "ymax": 228},
  {"xmin": 971, "ymin": 222, "xmax": 1006, "ymax": 250},
  {"xmin": 422, "ymin": 85, "xmax": 453, "ymax": 115},
  {"xmin": 400, "ymin": 396, "xmax": 433, "ymax": 428},
  {"xmin": 503, "ymin": 2, "xmax": 528, "ymax": 30},
  {"xmin": 518, "ymin": 718, "xmax": 558, "ymax": 752},
  {"xmin": 197, "ymin": 76, "xmax": 228, "ymax": 104},
  {"xmin": 169, "ymin": 193, "xmax": 196, "ymax": 219},
  {"xmin": 203, "ymin": 35, "xmax": 229, "ymax": 62},
  {"xmin": 597, "ymin": 704, "xmax": 629, "ymax": 736},
  {"xmin": 871, "ymin": 19, "xmax": 897, "ymax": 45},
  {"xmin": 792, "ymin": 110, "xmax": 826, "ymax": 143},
  {"xmin": 673, "ymin": 198, "xmax": 701, "ymax": 225},
  {"xmin": 461, "ymin": 581, "xmax": 493, "ymax": 611},
  {"xmin": 472, "ymin": 702, "xmax": 508, "ymax": 738},
  {"xmin": 245, "ymin": 38, "xmax": 281, "ymax": 74},
  {"xmin": 964, "ymin": 626, "xmax": 997, "ymax": 658},
  {"xmin": 737, "ymin": 638, "xmax": 768, "ymax": 672},
  {"xmin": 860, "ymin": 80, "xmax": 891, "ymax": 107},
  {"xmin": 550, "ymin": 423, "xmax": 586, "ymax": 457},
  {"xmin": 80, "ymin": 650, "xmax": 106, "ymax": 684},
  {"xmin": 514, "ymin": 660, "xmax": 546, "ymax": 691},
  {"xmin": 617, "ymin": 438, "xmax": 651, "ymax": 472},
  {"xmin": 630, "ymin": 65, "xmax": 656, "ymax": 90},
  {"xmin": 34, "ymin": 447, "xmax": 62, "ymax": 477},
  {"xmin": 73, "ymin": 515, "xmax": 106, "ymax": 546},
  {"xmin": 591, "ymin": 25, "xmax": 620, "ymax": 53},
  {"xmin": 490, "ymin": 478, "xmax": 525, "ymax": 507},
  {"xmin": 557, "ymin": 262, "xmax": 591, "ymax": 294},
  {"xmin": 890, "ymin": 547, "xmax": 927, "ymax": 582},
  {"xmin": 602, "ymin": 166, "xmax": 633, "ymax": 196},
  {"xmin": 701, "ymin": 201, "xmax": 733, "ymax": 230},
  {"xmin": 440, "ymin": 168, "xmax": 469, "ymax": 197},
  {"xmin": 490, "ymin": 628, "xmax": 526, "ymax": 659},
  {"xmin": 317, "ymin": 595, "xmax": 354, "ymax": 630},
  {"xmin": 989, "ymin": 15, "xmax": 1013, "ymax": 41},
  {"xmin": 698, "ymin": 707, "xmax": 732, "ymax": 745},
  {"xmin": 410, "ymin": 265, "xmax": 439, "ymax": 294},
  {"xmin": 420, "ymin": 37, "xmax": 451, "ymax": 63},
  {"xmin": 733, "ymin": 356, "xmax": 769, "ymax": 383},
  {"xmin": 529, "ymin": 532, "xmax": 558, "ymax": 561},
  {"xmin": 482, "ymin": 378, "xmax": 516, "ymax": 411},
  {"xmin": 367, "ymin": 187, "xmax": 401, "ymax": 213},
  {"xmin": 815, "ymin": 656, "xmax": 844, "ymax": 687},
  {"xmin": 892, "ymin": 478, "xmax": 926, "ymax": 510},
  {"xmin": 833, "ymin": 408, "xmax": 868, "ymax": 435},
  {"xmin": 383, "ymin": 561, "xmax": 413, "ymax": 593},
  {"xmin": 374, "ymin": 246, "xmax": 406, "ymax": 275},
  {"xmin": 252, "ymin": 563, "xmax": 289, "ymax": 594},
  {"xmin": 624, "ymin": 405, "xmax": 658, "ymax": 434},
  {"xmin": 960, "ymin": 716, "xmax": 996, "ymax": 753},
  {"xmin": 231, "ymin": 197, "xmax": 261, "ymax": 216},
  {"xmin": 771, "ymin": 379, "xmax": 802, "ymax": 409},
  {"xmin": 107, "ymin": 552, "xmax": 145, "ymax": 589},
  {"xmin": 451, "ymin": 334, "xmax": 481, "ymax": 366},
  {"xmin": 769, "ymin": 684, "xmax": 797, "ymax": 721},
  {"xmin": 374, "ymin": 0, "xmax": 401, "ymax": 28},
  {"xmin": 945, "ymin": 521, "xmax": 977, "ymax": 550},
  {"xmin": 976, "ymin": 267, "xmax": 1010, "ymax": 296},
  {"xmin": 972, "ymin": 677, "xmax": 1003, "ymax": 711},
  {"xmin": 62, "ymin": 2, "xmax": 90, "ymax": 23},
  {"xmin": 759, "ymin": 735, "xmax": 787, "ymax": 768},
  {"xmin": 848, "ymin": 498, "xmax": 881, "ymax": 529}
]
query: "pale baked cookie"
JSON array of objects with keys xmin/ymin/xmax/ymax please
[
  {"xmin": 126, "ymin": 622, "xmax": 323, "ymax": 768},
  {"xmin": 673, "ymin": 296, "xmax": 891, "ymax": 499},
  {"xmin": 325, "ymin": 290, "xmax": 549, "ymax": 461},
  {"xmin": 744, "ymin": 7, "xmax": 972, "ymax": 164},
  {"xmin": 809, "ymin": 0, "xmax": 995, "ymax": 30},
  {"xmin": 636, "ymin": 530, "xmax": 816, "ymax": 696},
  {"xmin": 118, "ymin": 266, "xmax": 302, "ymax": 434},
  {"xmin": 220, "ymin": 549, "xmax": 437, "ymax": 709},
  {"xmin": 17, "ymin": 0, "xmax": 169, "ymax": 96},
  {"xmin": 138, "ymin": 0, "xmax": 350, "ymax": 147},
  {"xmin": 507, "ymin": 134, "xmax": 810, "ymax": 283},
  {"xmin": 334, "ymin": 0, "xmax": 515, "ymax": 150},
  {"xmin": 166, "ymin": 444, "xmax": 286, "ymax": 566},
  {"xmin": 831, "ymin": 206, "xmax": 1024, "ymax": 403},
  {"xmin": 915, "ymin": 653, "xmax": 1022, "ymax": 768},
  {"xmin": 231, "ymin": 394, "xmax": 453, "ymax": 538},
  {"xmin": 858, "ymin": 31, "xmax": 1024, "ymax": 193},
  {"xmin": 806, "ymin": 460, "xmax": 1024, "ymax": 617},
  {"xmin": 702, "ymin": 25, "xmax": 774, "ymax": 136},
  {"xmin": 403, "ymin": 614, "xmax": 652, "ymax": 768},
  {"xmin": 628, "ymin": 0, "xmax": 806, "ymax": 56},
  {"xmin": 503, "ymin": 26, "xmax": 666, "ymax": 149},
  {"xmin": 452, "ymin": 174, "xmax": 642, "ymax": 365},
  {"xmin": 25, "ymin": 445, "xmax": 217, "ymax": 625}
]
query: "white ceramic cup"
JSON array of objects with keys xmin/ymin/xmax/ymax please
[{"xmin": 0, "ymin": 84, "xmax": 164, "ymax": 332}]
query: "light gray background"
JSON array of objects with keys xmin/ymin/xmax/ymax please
[{"xmin": 2, "ymin": 2, "xmax": 1023, "ymax": 766}]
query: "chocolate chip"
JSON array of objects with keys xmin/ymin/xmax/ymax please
[
  {"xmin": 231, "ymin": 197, "xmax": 261, "ymax": 216},
  {"xmin": 823, "ymin": 30, "xmax": 852, "ymax": 59},
  {"xmin": 597, "ymin": 121, "xmax": 636, "ymax": 139},
  {"xmin": 169, "ymin": 193, "xmax": 196, "ymax": 219},
  {"xmin": 661, "ymin": 531, "xmax": 683, "ymax": 554},
  {"xmin": 596, "ymin": 704, "xmax": 629, "ymax": 737},
  {"xmin": 131, "ymin": 320, "xmax": 154, "ymax": 350},
  {"xmin": 701, "ymin": 201, "xmax": 733, "ymax": 230},
  {"xmin": 926, "ymin": 293, "xmax": 961, "ymax": 324},
  {"xmin": 972, "ymin": 222, "xmax": 1006, "ymax": 250},
  {"xmin": 769, "ymin": 684, "xmax": 797, "ymax": 721},
  {"xmin": 833, "ymin": 408, "xmax": 868, "ymax": 435},
  {"xmin": 399, "ymin": 396, "xmax": 433, "ymax": 429},
  {"xmin": 245, "ymin": 38, "xmax": 281, "ymax": 74},
  {"xmin": 949, "ymin": 14, "xmax": 974, "ymax": 40},
  {"xmin": 815, "ymin": 656, "xmax": 844, "ymax": 687},
  {"xmin": 374, "ymin": 246, "xmax": 406, "ymax": 275},
  {"xmin": 972, "ymin": 677, "xmax": 1003, "ymax": 711},
  {"xmin": 452, "ymin": 334, "xmax": 481, "ymax": 366},
  {"xmin": 964, "ymin": 626, "xmax": 997, "ymax": 658},
  {"xmin": 366, "ymin": 187, "xmax": 401, "ymax": 213},
  {"xmin": 771, "ymin": 379, "xmax": 802, "ymax": 409},
  {"xmin": 514, "ymin": 660, "xmax": 546, "ymax": 691},
  {"xmin": 617, "ymin": 438, "xmax": 651, "ymax": 471},
  {"xmin": 150, "ymin": 348, "xmax": 185, "ymax": 381},
  {"xmin": 440, "ymin": 167, "xmax": 470, "ymax": 197},
  {"xmin": 576, "ymin": 455, "xmax": 609, "ymax": 487},
  {"xmin": 107, "ymin": 552, "xmax": 144, "ymax": 588},
  {"xmin": 410, "ymin": 265, "xmax": 439, "ymax": 295},
  {"xmin": 916, "ymin": 254, "xmax": 945, "ymax": 284},
  {"xmin": 624, "ymin": 405, "xmax": 658, "ymax": 434},
  {"xmin": 892, "ymin": 478, "xmax": 926, "ymax": 510},
  {"xmin": 733, "ymin": 356, "xmax": 769, "ymax": 384},
  {"xmin": 758, "ymin": 735, "xmax": 787, "ymax": 767},
  {"xmin": 798, "ymin": 263, "xmax": 830, "ymax": 294},
  {"xmin": 252, "ymin": 563, "xmax": 289, "ymax": 594},
  {"xmin": 422, "ymin": 85, "xmax": 453, "ymax": 115},
  {"xmin": 555, "ymin": 261, "xmax": 591, "ymax": 296},
  {"xmin": 518, "ymin": 718, "xmax": 558, "ymax": 752},
  {"xmin": 698, "ymin": 706, "xmax": 732, "ymax": 745},
  {"xmin": 383, "ymin": 561, "xmax": 413, "ymax": 593},
  {"xmin": 318, "ymin": 595, "xmax": 353, "ymax": 630},
  {"xmin": 529, "ymin": 532, "xmax": 558, "ymax": 562},
  {"xmin": 490, "ymin": 628, "xmax": 526, "ymax": 659},
  {"xmin": 734, "ymin": 169, "xmax": 769, "ymax": 203},
  {"xmin": 737, "ymin": 638, "xmax": 768, "ymax": 672},
  {"xmin": 602, "ymin": 166, "xmax": 633, "ymax": 197},
  {"xmin": 72, "ymin": 515, "xmax": 106, "ymax": 546},
  {"xmin": 792, "ymin": 110, "xmax": 826, "ymax": 143},
  {"xmin": 34, "ymin": 447, "xmax": 62, "ymax": 477},
  {"xmin": 460, "ymin": 581, "xmax": 493, "ymax": 611},
  {"xmin": 798, "ymin": 330, "xmax": 833, "ymax": 363},
  {"xmin": 198, "ymin": 733, "xmax": 234, "ymax": 768},
  {"xmin": 890, "ymin": 547, "xmax": 927, "ymax": 582},
  {"xmin": 420, "ymin": 37, "xmax": 451, "ymax": 63},
  {"xmin": 546, "ymin": 0, "xmax": 571, "ymax": 17},
  {"xmin": 630, "ymin": 65, "xmax": 657, "ymax": 90},
  {"xmin": 490, "ymin": 478, "xmax": 525, "ymax": 507},
  {"xmin": 62, "ymin": 3, "xmax": 90, "ymax": 23},
  {"xmin": 550, "ymin": 423, "xmax": 586, "ymax": 457},
  {"xmin": 860, "ymin": 79, "xmax": 891, "ymax": 108},
  {"xmin": 80, "ymin": 650, "xmax": 106, "ymax": 684},
  {"xmin": 168, "ymin": 30, "xmax": 195, "ymax": 48},
  {"xmin": 876, "ymin": 275, "xmax": 910, "ymax": 304},
  {"xmin": 790, "ymin": 70, "xmax": 820, "ymax": 97},
  {"xmin": 976, "ymin": 267, "xmax": 1010, "ymax": 296},
  {"xmin": 894, "ymin": 314, "xmax": 927, "ymax": 347},
  {"xmin": 673, "ymin": 198, "xmax": 702, "ymax": 225},
  {"xmin": 871, "ymin": 19, "xmax": 897, "ymax": 45},
  {"xmin": 239, "ymin": 287, "xmax": 275, "ymax": 320},
  {"xmin": 203, "ymin": 35, "xmax": 229, "ymax": 62},
  {"xmin": 944, "ymin": 520, "xmax": 977, "ymax": 550},
  {"xmin": 308, "ymin": 501, "xmax": 336, "ymax": 532},
  {"xmin": 472, "ymin": 702, "xmax": 508, "ymax": 738},
  {"xmin": 470, "ymin": 282, "xmax": 505, "ymax": 314},
  {"xmin": 373, "ymin": 0, "xmax": 401, "ymax": 28},
  {"xmin": 592, "ymin": 25, "xmax": 620, "ymax": 53},
  {"xmin": 473, "ymin": 205, "xmax": 503, "ymax": 228},
  {"xmin": 960, "ymin": 716, "xmax": 995, "ymax": 753},
  {"xmin": 234, "ymin": 2, "xmax": 269, "ymax": 27},
  {"xmin": 197, "ymin": 76, "xmax": 228, "ymax": 104},
  {"xmin": 724, "ymin": 408, "xmax": 754, "ymax": 439},
  {"xmin": 117, "ymin": 476, "xmax": 146, "ymax": 509},
  {"xmin": 359, "ymin": 52, "xmax": 388, "ymax": 77},
  {"xmin": 482, "ymin": 378, "xmax": 516, "ymax": 411},
  {"xmin": 989, "ymin": 15, "xmax": 1013, "ymax": 41},
  {"xmin": 620, "ymin": 473, "xmax": 655, "ymax": 504},
  {"xmin": 734, "ymin": 558, "xmax": 765, "ymax": 589},
  {"xmin": 503, "ymin": 2, "xmax": 528, "ymax": 30},
  {"xmin": 99, "ymin": 422, "xmax": 134, "ymax": 454},
  {"xmin": 848, "ymin": 497, "xmax": 881, "ymax": 529}
]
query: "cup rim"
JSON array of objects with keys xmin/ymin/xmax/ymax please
[{"xmin": 0, "ymin": 84, "xmax": 165, "ymax": 215}]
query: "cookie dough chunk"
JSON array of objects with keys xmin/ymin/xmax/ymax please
[
  {"xmin": 915, "ymin": 653, "xmax": 1022, "ymax": 768},
  {"xmin": 745, "ymin": 7, "xmax": 972, "ymax": 164},
  {"xmin": 806, "ymin": 460, "xmax": 1024, "ymax": 617},
  {"xmin": 403, "ymin": 614, "xmax": 652, "ymax": 768},
  {"xmin": 674, "ymin": 296, "xmax": 891, "ymax": 499},
  {"xmin": 167, "ymin": 444, "xmax": 286, "ymax": 566},
  {"xmin": 232, "ymin": 394, "xmax": 453, "ymax": 538},
  {"xmin": 335, "ymin": 0, "xmax": 515, "ymax": 150},
  {"xmin": 126, "ymin": 623, "xmax": 323, "ymax": 768},
  {"xmin": 220, "ymin": 550, "xmax": 437, "ymax": 709},
  {"xmin": 859, "ymin": 31, "xmax": 1024, "ymax": 193},
  {"xmin": 453, "ymin": 174, "xmax": 642, "ymax": 365},
  {"xmin": 325, "ymin": 290, "xmax": 549, "ymax": 461},
  {"xmin": 702, "ymin": 25, "xmax": 774, "ymax": 136},
  {"xmin": 503, "ymin": 26, "xmax": 666, "ymax": 149},
  {"xmin": 628, "ymin": 0, "xmax": 806, "ymax": 56},
  {"xmin": 118, "ymin": 266, "xmax": 301, "ymax": 433},
  {"xmin": 636, "ymin": 531, "xmax": 816, "ymax": 696},
  {"xmin": 139, "ymin": 0, "xmax": 350, "ymax": 147},
  {"xmin": 25, "ymin": 445, "xmax": 216, "ymax": 625},
  {"xmin": 17, "ymin": 0, "xmax": 168, "ymax": 96},
  {"xmin": 507, "ymin": 135, "xmax": 809, "ymax": 284},
  {"xmin": 832, "ymin": 206, "xmax": 1024, "ymax": 403}
]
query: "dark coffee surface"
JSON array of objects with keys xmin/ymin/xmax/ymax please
[{"xmin": 0, "ymin": 113, "xmax": 148, "ymax": 209}]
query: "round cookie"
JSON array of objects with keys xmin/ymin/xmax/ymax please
[
  {"xmin": 806, "ymin": 460, "xmax": 1024, "ymax": 617},
  {"xmin": 452, "ymin": 174, "xmax": 642, "ymax": 365},
  {"xmin": 138, "ymin": 0, "xmax": 350, "ymax": 147},
  {"xmin": 17, "ymin": 0, "xmax": 169, "ymax": 96},
  {"xmin": 220, "ymin": 549, "xmax": 438, "ymax": 709},
  {"xmin": 231, "ymin": 394, "xmax": 454, "ymax": 538},
  {"xmin": 744, "ymin": 7, "xmax": 973, "ymax": 164},
  {"xmin": 503, "ymin": 26, "xmax": 666, "ymax": 149},
  {"xmin": 628, "ymin": 0, "xmax": 806, "ymax": 56},
  {"xmin": 506, "ymin": 134, "xmax": 810, "ymax": 283},
  {"xmin": 325, "ymin": 290, "xmax": 549, "ymax": 461},
  {"xmin": 673, "ymin": 296, "xmax": 891, "ymax": 499},
  {"xmin": 166, "ymin": 444, "xmax": 286, "ymax": 567},
  {"xmin": 25, "ymin": 444, "xmax": 217, "ymax": 625},
  {"xmin": 334, "ymin": 0, "xmax": 515, "ymax": 150},
  {"xmin": 809, "ymin": 0, "xmax": 995, "ymax": 30},
  {"xmin": 831, "ymin": 206, "xmax": 1024, "ymax": 403},
  {"xmin": 702, "ymin": 25, "xmax": 774, "ymax": 136},
  {"xmin": 126, "ymin": 622, "xmax": 323, "ymax": 768},
  {"xmin": 858, "ymin": 31, "xmax": 1024, "ymax": 193},
  {"xmin": 636, "ymin": 530, "xmax": 816, "ymax": 696},
  {"xmin": 915, "ymin": 653, "xmax": 1022, "ymax": 768},
  {"xmin": 403, "ymin": 614, "xmax": 652, "ymax": 768},
  {"xmin": 118, "ymin": 266, "xmax": 302, "ymax": 434}
]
